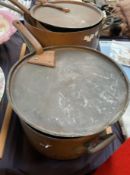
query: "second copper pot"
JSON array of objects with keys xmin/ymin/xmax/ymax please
[{"xmin": 24, "ymin": 13, "xmax": 102, "ymax": 48}]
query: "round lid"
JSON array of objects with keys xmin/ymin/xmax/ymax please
[
  {"xmin": 8, "ymin": 46, "xmax": 129, "ymax": 137},
  {"xmin": 31, "ymin": 1, "xmax": 103, "ymax": 29}
]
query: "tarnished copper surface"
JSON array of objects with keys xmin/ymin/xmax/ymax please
[{"xmin": 7, "ymin": 46, "xmax": 129, "ymax": 137}]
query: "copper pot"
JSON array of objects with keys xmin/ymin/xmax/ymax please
[
  {"xmin": 7, "ymin": 21, "xmax": 129, "ymax": 160},
  {"xmin": 23, "ymin": 1, "xmax": 104, "ymax": 48},
  {"xmin": 21, "ymin": 120, "xmax": 116, "ymax": 160},
  {"xmin": 24, "ymin": 13, "xmax": 102, "ymax": 48},
  {"xmin": 1, "ymin": 0, "xmax": 104, "ymax": 48}
]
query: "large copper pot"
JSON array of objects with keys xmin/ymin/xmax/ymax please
[
  {"xmin": 7, "ymin": 21, "xmax": 129, "ymax": 160},
  {"xmin": 20, "ymin": 120, "xmax": 115, "ymax": 160},
  {"xmin": 24, "ymin": 13, "xmax": 102, "ymax": 48},
  {"xmin": 24, "ymin": 1, "xmax": 104, "ymax": 48},
  {"xmin": 3, "ymin": 0, "xmax": 105, "ymax": 48}
]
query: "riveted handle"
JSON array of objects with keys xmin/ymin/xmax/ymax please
[
  {"xmin": 87, "ymin": 133, "xmax": 116, "ymax": 154},
  {"xmin": 13, "ymin": 20, "xmax": 43, "ymax": 55},
  {"xmin": 13, "ymin": 20, "xmax": 55, "ymax": 67},
  {"xmin": 101, "ymin": 16, "xmax": 114, "ymax": 31}
]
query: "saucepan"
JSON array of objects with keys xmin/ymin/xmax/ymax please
[
  {"xmin": 9, "ymin": 0, "xmax": 102, "ymax": 32},
  {"xmin": 7, "ymin": 21, "xmax": 129, "ymax": 160},
  {"xmin": 6, "ymin": 0, "xmax": 106, "ymax": 48}
]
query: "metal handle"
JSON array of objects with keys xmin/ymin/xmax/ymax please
[
  {"xmin": 0, "ymin": 1, "xmax": 23, "ymax": 15},
  {"xmin": 13, "ymin": 20, "xmax": 43, "ymax": 55},
  {"xmin": 101, "ymin": 16, "xmax": 114, "ymax": 31},
  {"xmin": 9, "ymin": 0, "xmax": 30, "ymax": 15},
  {"xmin": 36, "ymin": 1, "xmax": 70, "ymax": 13},
  {"xmin": 87, "ymin": 133, "xmax": 116, "ymax": 154}
]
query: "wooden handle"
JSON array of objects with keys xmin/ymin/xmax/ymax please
[
  {"xmin": 19, "ymin": 43, "xmax": 27, "ymax": 60},
  {"xmin": 13, "ymin": 20, "xmax": 43, "ymax": 55},
  {"xmin": 9, "ymin": 0, "xmax": 30, "ymax": 15},
  {"xmin": 0, "ymin": 104, "xmax": 12, "ymax": 159},
  {"xmin": 0, "ymin": 43, "xmax": 27, "ymax": 159}
]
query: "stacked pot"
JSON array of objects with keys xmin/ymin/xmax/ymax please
[
  {"xmin": 9, "ymin": 0, "xmax": 106, "ymax": 48},
  {"xmin": 3, "ymin": 0, "xmax": 130, "ymax": 160}
]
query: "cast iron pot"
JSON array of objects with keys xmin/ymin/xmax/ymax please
[{"xmin": 7, "ymin": 21, "xmax": 129, "ymax": 160}]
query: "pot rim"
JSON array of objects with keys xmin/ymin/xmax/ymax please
[
  {"xmin": 7, "ymin": 46, "xmax": 130, "ymax": 138},
  {"xmin": 31, "ymin": 0, "xmax": 104, "ymax": 31}
]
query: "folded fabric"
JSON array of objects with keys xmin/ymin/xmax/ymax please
[
  {"xmin": 117, "ymin": 0, "xmax": 130, "ymax": 28},
  {"xmin": 0, "ymin": 11, "xmax": 17, "ymax": 44},
  {"xmin": 93, "ymin": 138, "xmax": 130, "ymax": 175}
]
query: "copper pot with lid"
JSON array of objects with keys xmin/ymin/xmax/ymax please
[
  {"xmin": 6, "ymin": 0, "xmax": 105, "ymax": 48},
  {"xmin": 30, "ymin": 0, "xmax": 103, "ymax": 32},
  {"xmin": 9, "ymin": 0, "xmax": 103, "ymax": 32},
  {"xmin": 7, "ymin": 21, "xmax": 129, "ymax": 160}
]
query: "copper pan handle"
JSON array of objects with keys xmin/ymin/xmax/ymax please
[
  {"xmin": 87, "ymin": 133, "xmax": 116, "ymax": 154},
  {"xmin": 0, "ymin": 1, "xmax": 23, "ymax": 15},
  {"xmin": 13, "ymin": 20, "xmax": 43, "ymax": 55},
  {"xmin": 36, "ymin": 1, "xmax": 70, "ymax": 13},
  {"xmin": 100, "ymin": 16, "xmax": 114, "ymax": 31},
  {"xmin": 9, "ymin": 0, "xmax": 30, "ymax": 15}
]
